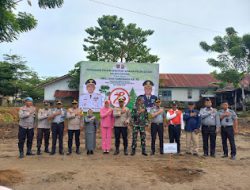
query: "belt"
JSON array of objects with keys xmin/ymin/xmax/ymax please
[
  {"xmin": 152, "ymin": 122, "xmax": 163, "ymax": 125},
  {"xmin": 202, "ymin": 125, "xmax": 216, "ymax": 127},
  {"xmin": 222, "ymin": 125, "xmax": 233, "ymax": 128},
  {"xmin": 169, "ymin": 124, "xmax": 180, "ymax": 126},
  {"xmin": 52, "ymin": 122, "xmax": 64, "ymax": 125}
]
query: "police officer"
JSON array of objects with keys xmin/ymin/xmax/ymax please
[
  {"xmin": 66, "ymin": 100, "xmax": 83, "ymax": 155},
  {"xmin": 200, "ymin": 98, "xmax": 220, "ymax": 157},
  {"xmin": 49, "ymin": 100, "xmax": 67, "ymax": 155},
  {"xmin": 217, "ymin": 100, "xmax": 238, "ymax": 160},
  {"xmin": 150, "ymin": 98, "xmax": 166, "ymax": 155},
  {"xmin": 37, "ymin": 101, "xmax": 52, "ymax": 155},
  {"xmin": 113, "ymin": 97, "xmax": 130, "ymax": 155},
  {"xmin": 79, "ymin": 79, "xmax": 103, "ymax": 112},
  {"xmin": 18, "ymin": 97, "xmax": 36, "ymax": 158},
  {"xmin": 131, "ymin": 96, "xmax": 149, "ymax": 156},
  {"xmin": 142, "ymin": 80, "xmax": 157, "ymax": 111}
]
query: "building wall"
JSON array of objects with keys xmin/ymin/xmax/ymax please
[
  {"xmin": 44, "ymin": 78, "xmax": 75, "ymax": 100},
  {"xmin": 159, "ymin": 87, "xmax": 215, "ymax": 102}
]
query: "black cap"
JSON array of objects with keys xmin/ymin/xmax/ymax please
[
  {"xmin": 188, "ymin": 101, "xmax": 195, "ymax": 105},
  {"xmin": 136, "ymin": 95, "xmax": 144, "ymax": 101},
  {"xmin": 143, "ymin": 80, "xmax": 154, "ymax": 87},
  {"xmin": 172, "ymin": 101, "xmax": 178, "ymax": 106},
  {"xmin": 85, "ymin": 79, "xmax": 96, "ymax": 85},
  {"xmin": 155, "ymin": 98, "xmax": 161, "ymax": 103},
  {"xmin": 118, "ymin": 97, "xmax": 125, "ymax": 102},
  {"xmin": 72, "ymin": 100, "xmax": 78, "ymax": 104},
  {"xmin": 205, "ymin": 98, "xmax": 211, "ymax": 102},
  {"xmin": 56, "ymin": 100, "xmax": 62, "ymax": 105},
  {"xmin": 221, "ymin": 100, "xmax": 229, "ymax": 104}
]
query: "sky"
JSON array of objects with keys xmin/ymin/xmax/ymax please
[{"xmin": 1, "ymin": 0, "xmax": 250, "ymax": 78}]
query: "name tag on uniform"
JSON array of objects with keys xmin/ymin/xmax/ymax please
[{"xmin": 163, "ymin": 143, "xmax": 177, "ymax": 154}]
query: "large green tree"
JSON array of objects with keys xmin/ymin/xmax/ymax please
[
  {"xmin": 0, "ymin": 54, "xmax": 44, "ymax": 101},
  {"xmin": 200, "ymin": 27, "xmax": 250, "ymax": 110},
  {"xmin": 83, "ymin": 15, "xmax": 159, "ymax": 63},
  {"xmin": 69, "ymin": 15, "xmax": 159, "ymax": 89},
  {"xmin": 0, "ymin": 0, "xmax": 64, "ymax": 43}
]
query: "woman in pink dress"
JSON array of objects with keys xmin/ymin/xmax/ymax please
[{"xmin": 100, "ymin": 100, "xmax": 114, "ymax": 154}]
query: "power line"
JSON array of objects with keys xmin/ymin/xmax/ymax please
[{"xmin": 88, "ymin": 0, "xmax": 222, "ymax": 34}]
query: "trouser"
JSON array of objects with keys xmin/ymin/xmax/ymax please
[
  {"xmin": 221, "ymin": 126, "xmax": 236, "ymax": 156},
  {"xmin": 51, "ymin": 122, "xmax": 64, "ymax": 153},
  {"xmin": 114, "ymin": 127, "xmax": 128, "ymax": 150},
  {"xmin": 168, "ymin": 124, "xmax": 181, "ymax": 153},
  {"xmin": 68, "ymin": 129, "xmax": 80, "ymax": 151},
  {"xmin": 37, "ymin": 128, "xmax": 50, "ymax": 150},
  {"xmin": 102, "ymin": 127, "xmax": 112, "ymax": 151},
  {"xmin": 18, "ymin": 126, "xmax": 34, "ymax": 153},
  {"xmin": 131, "ymin": 125, "xmax": 146, "ymax": 151},
  {"xmin": 151, "ymin": 123, "xmax": 164, "ymax": 153},
  {"xmin": 202, "ymin": 125, "xmax": 216, "ymax": 155},
  {"xmin": 186, "ymin": 131, "xmax": 199, "ymax": 154}
]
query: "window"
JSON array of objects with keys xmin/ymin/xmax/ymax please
[
  {"xmin": 187, "ymin": 89, "xmax": 192, "ymax": 99},
  {"xmin": 161, "ymin": 90, "xmax": 172, "ymax": 101}
]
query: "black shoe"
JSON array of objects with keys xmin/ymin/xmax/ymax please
[
  {"xmin": 76, "ymin": 148, "xmax": 81, "ymax": 155},
  {"xmin": 150, "ymin": 152, "xmax": 155, "ymax": 156},
  {"xmin": 59, "ymin": 151, "xmax": 64, "ymax": 155},
  {"xmin": 44, "ymin": 148, "xmax": 50, "ymax": 153},
  {"xmin": 131, "ymin": 149, "xmax": 136, "ymax": 156},
  {"xmin": 87, "ymin": 150, "xmax": 90, "ymax": 155},
  {"xmin": 231, "ymin": 155, "xmax": 236, "ymax": 160},
  {"xmin": 90, "ymin": 150, "xmax": 94, "ymax": 155},
  {"xmin": 124, "ymin": 149, "xmax": 128, "ymax": 156},
  {"xmin": 19, "ymin": 152, "xmax": 24, "ymax": 159},
  {"xmin": 50, "ymin": 151, "xmax": 55, "ymax": 155},
  {"xmin": 37, "ymin": 150, "xmax": 41, "ymax": 155},
  {"xmin": 26, "ymin": 151, "xmax": 35, "ymax": 156},
  {"xmin": 193, "ymin": 153, "xmax": 199, "ymax": 156},
  {"xmin": 221, "ymin": 154, "xmax": 228, "ymax": 158},
  {"xmin": 114, "ymin": 149, "xmax": 119, "ymax": 155},
  {"xmin": 203, "ymin": 154, "xmax": 209, "ymax": 157},
  {"xmin": 160, "ymin": 152, "xmax": 164, "ymax": 155},
  {"xmin": 142, "ymin": 151, "xmax": 148, "ymax": 156}
]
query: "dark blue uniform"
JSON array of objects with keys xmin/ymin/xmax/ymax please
[
  {"xmin": 142, "ymin": 95, "xmax": 157, "ymax": 109},
  {"xmin": 183, "ymin": 109, "xmax": 201, "ymax": 132}
]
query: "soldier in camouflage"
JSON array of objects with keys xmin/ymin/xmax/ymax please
[{"xmin": 131, "ymin": 96, "xmax": 149, "ymax": 156}]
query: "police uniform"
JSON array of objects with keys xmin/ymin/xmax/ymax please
[
  {"xmin": 50, "ymin": 101, "xmax": 67, "ymax": 155},
  {"xmin": 131, "ymin": 96, "xmax": 149, "ymax": 156},
  {"xmin": 142, "ymin": 80, "xmax": 157, "ymax": 111},
  {"xmin": 113, "ymin": 98, "xmax": 130, "ymax": 155},
  {"xmin": 66, "ymin": 100, "xmax": 83, "ymax": 155},
  {"xmin": 18, "ymin": 97, "xmax": 36, "ymax": 158},
  {"xmin": 200, "ymin": 100, "xmax": 220, "ymax": 157},
  {"xmin": 79, "ymin": 79, "xmax": 103, "ymax": 112},
  {"xmin": 150, "ymin": 99, "xmax": 166, "ymax": 155},
  {"xmin": 37, "ymin": 103, "xmax": 52, "ymax": 155},
  {"xmin": 217, "ymin": 108, "xmax": 237, "ymax": 157}
]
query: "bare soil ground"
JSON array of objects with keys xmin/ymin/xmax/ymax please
[{"xmin": 0, "ymin": 123, "xmax": 250, "ymax": 190}]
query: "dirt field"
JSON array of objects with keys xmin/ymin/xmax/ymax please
[{"xmin": 0, "ymin": 124, "xmax": 250, "ymax": 190}]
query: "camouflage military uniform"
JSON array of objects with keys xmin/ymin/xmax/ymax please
[{"xmin": 131, "ymin": 104, "xmax": 149, "ymax": 153}]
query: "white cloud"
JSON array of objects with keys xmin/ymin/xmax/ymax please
[{"xmin": 1, "ymin": 0, "xmax": 249, "ymax": 77}]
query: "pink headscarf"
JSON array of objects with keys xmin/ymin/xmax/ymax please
[{"xmin": 100, "ymin": 100, "xmax": 114, "ymax": 128}]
